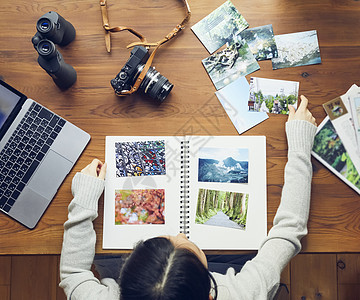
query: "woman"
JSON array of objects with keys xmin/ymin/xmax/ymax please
[{"xmin": 59, "ymin": 95, "xmax": 317, "ymax": 299}]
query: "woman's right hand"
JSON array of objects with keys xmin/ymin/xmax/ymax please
[{"xmin": 288, "ymin": 95, "xmax": 317, "ymax": 126}]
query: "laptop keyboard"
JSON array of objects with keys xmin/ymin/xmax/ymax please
[{"xmin": 0, "ymin": 102, "xmax": 66, "ymax": 213}]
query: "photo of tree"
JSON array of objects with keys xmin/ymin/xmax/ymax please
[
  {"xmin": 202, "ymin": 40, "xmax": 260, "ymax": 90},
  {"xmin": 198, "ymin": 147, "xmax": 248, "ymax": 183},
  {"xmin": 191, "ymin": 0, "xmax": 249, "ymax": 54},
  {"xmin": 196, "ymin": 189, "xmax": 249, "ymax": 230},
  {"xmin": 115, "ymin": 189, "xmax": 165, "ymax": 225},
  {"xmin": 248, "ymin": 77, "xmax": 299, "ymax": 114},
  {"xmin": 312, "ymin": 119, "xmax": 360, "ymax": 189},
  {"xmin": 272, "ymin": 30, "xmax": 321, "ymax": 70},
  {"xmin": 240, "ymin": 24, "xmax": 278, "ymax": 61}
]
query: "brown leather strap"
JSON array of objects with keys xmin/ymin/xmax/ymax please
[
  {"xmin": 100, "ymin": 0, "xmax": 148, "ymax": 52},
  {"xmin": 100, "ymin": 0, "xmax": 191, "ymax": 52}
]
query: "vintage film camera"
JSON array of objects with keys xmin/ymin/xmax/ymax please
[{"xmin": 111, "ymin": 46, "xmax": 173, "ymax": 103}]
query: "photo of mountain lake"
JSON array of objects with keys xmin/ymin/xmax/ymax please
[
  {"xmin": 272, "ymin": 30, "xmax": 321, "ymax": 70},
  {"xmin": 198, "ymin": 147, "xmax": 248, "ymax": 183}
]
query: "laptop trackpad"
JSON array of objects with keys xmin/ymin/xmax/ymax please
[
  {"xmin": 51, "ymin": 122, "xmax": 90, "ymax": 163},
  {"xmin": 27, "ymin": 150, "xmax": 73, "ymax": 199},
  {"xmin": 9, "ymin": 187, "xmax": 51, "ymax": 229}
]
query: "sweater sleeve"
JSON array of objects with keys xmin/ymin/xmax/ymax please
[
  {"xmin": 59, "ymin": 173, "xmax": 120, "ymax": 300},
  {"xmin": 211, "ymin": 120, "xmax": 317, "ymax": 300}
]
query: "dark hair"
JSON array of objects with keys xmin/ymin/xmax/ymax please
[{"xmin": 118, "ymin": 237, "xmax": 217, "ymax": 300}]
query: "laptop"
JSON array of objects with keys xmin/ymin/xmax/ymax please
[{"xmin": 0, "ymin": 80, "xmax": 90, "ymax": 229}]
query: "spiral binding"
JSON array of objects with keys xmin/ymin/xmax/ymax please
[{"xmin": 180, "ymin": 140, "xmax": 190, "ymax": 237}]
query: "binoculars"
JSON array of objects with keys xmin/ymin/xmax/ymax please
[{"xmin": 31, "ymin": 12, "xmax": 77, "ymax": 90}]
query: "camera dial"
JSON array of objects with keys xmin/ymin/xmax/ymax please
[{"xmin": 119, "ymin": 72, "xmax": 127, "ymax": 80}]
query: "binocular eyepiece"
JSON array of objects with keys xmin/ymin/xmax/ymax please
[{"xmin": 32, "ymin": 11, "xmax": 77, "ymax": 90}]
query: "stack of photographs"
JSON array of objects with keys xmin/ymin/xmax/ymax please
[{"xmin": 191, "ymin": 0, "xmax": 322, "ymax": 93}]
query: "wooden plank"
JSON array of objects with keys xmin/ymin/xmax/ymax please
[
  {"xmin": 290, "ymin": 254, "xmax": 337, "ymax": 300},
  {"xmin": 0, "ymin": 256, "xmax": 11, "ymax": 300},
  {"xmin": 337, "ymin": 253, "xmax": 360, "ymax": 300},
  {"xmin": 0, "ymin": 286, "xmax": 10, "ymax": 300},
  {"xmin": 338, "ymin": 284, "xmax": 360, "ymax": 300},
  {"xmin": 11, "ymin": 255, "xmax": 58, "ymax": 300},
  {"xmin": 0, "ymin": 256, "xmax": 11, "ymax": 285},
  {"xmin": 337, "ymin": 253, "xmax": 360, "ymax": 284}
]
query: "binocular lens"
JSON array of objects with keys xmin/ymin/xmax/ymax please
[
  {"xmin": 41, "ymin": 43, "xmax": 51, "ymax": 53},
  {"xmin": 37, "ymin": 40, "xmax": 55, "ymax": 56},
  {"xmin": 40, "ymin": 21, "xmax": 50, "ymax": 30},
  {"xmin": 37, "ymin": 18, "xmax": 52, "ymax": 34}
]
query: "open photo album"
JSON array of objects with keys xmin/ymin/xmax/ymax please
[{"xmin": 103, "ymin": 135, "xmax": 267, "ymax": 250}]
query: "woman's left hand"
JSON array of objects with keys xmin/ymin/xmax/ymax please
[{"xmin": 81, "ymin": 159, "xmax": 107, "ymax": 180}]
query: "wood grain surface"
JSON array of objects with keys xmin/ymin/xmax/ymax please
[{"xmin": 0, "ymin": 0, "xmax": 359, "ymax": 254}]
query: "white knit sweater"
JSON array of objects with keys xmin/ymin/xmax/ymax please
[{"xmin": 59, "ymin": 120, "xmax": 317, "ymax": 300}]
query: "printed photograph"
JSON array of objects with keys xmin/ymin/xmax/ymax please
[
  {"xmin": 248, "ymin": 77, "xmax": 299, "ymax": 114},
  {"xmin": 272, "ymin": 30, "xmax": 321, "ymax": 70},
  {"xmin": 323, "ymin": 96, "xmax": 348, "ymax": 121},
  {"xmin": 191, "ymin": 0, "xmax": 249, "ymax": 54},
  {"xmin": 196, "ymin": 188, "xmax": 249, "ymax": 230},
  {"xmin": 312, "ymin": 119, "xmax": 360, "ymax": 190},
  {"xmin": 352, "ymin": 96, "xmax": 360, "ymax": 128},
  {"xmin": 115, "ymin": 189, "xmax": 165, "ymax": 225},
  {"xmin": 115, "ymin": 140, "xmax": 166, "ymax": 177},
  {"xmin": 239, "ymin": 24, "xmax": 278, "ymax": 61},
  {"xmin": 198, "ymin": 147, "xmax": 248, "ymax": 183},
  {"xmin": 215, "ymin": 76, "xmax": 268, "ymax": 134},
  {"xmin": 202, "ymin": 40, "xmax": 260, "ymax": 90}
]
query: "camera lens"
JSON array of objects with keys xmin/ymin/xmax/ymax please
[{"xmin": 140, "ymin": 67, "xmax": 173, "ymax": 102}]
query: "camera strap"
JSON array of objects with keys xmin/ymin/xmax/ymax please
[{"xmin": 100, "ymin": 0, "xmax": 191, "ymax": 95}]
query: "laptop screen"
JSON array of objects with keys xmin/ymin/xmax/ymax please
[{"xmin": 0, "ymin": 80, "xmax": 27, "ymax": 140}]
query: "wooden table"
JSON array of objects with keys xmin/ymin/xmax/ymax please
[{"xmin": 0, "ymin": 0, "xmax": 359, "ymax": 255}]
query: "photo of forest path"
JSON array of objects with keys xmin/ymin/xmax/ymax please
[{"xmin": 196, "ymin": 188, "xmax": 249, "ymax": 230}]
